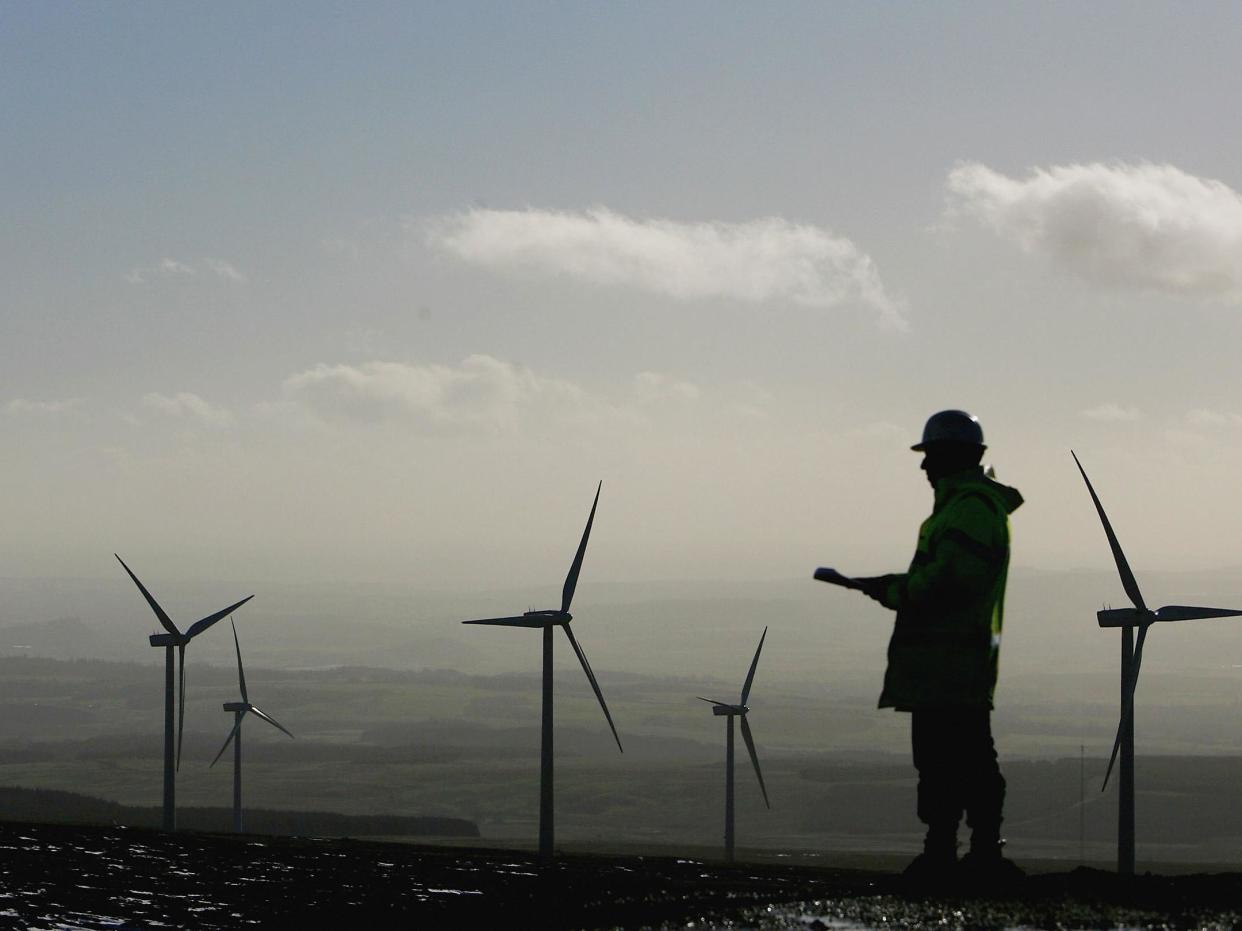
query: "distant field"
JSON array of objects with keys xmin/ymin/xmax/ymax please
[
  {"xmin": 1, "ymin": 656, "xmax": 1242, "ymax": 868},
  {"xmin": 0, "ymin": 786, "xmax": 477, "ymax": 837}
]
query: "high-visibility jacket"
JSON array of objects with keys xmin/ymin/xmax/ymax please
[{"xmin": 877, "ymin": 467, "xmax": 1023, "ymax": 710}]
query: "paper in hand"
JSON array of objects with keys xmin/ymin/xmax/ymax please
[{"xmin": 813, "ymin": 567, "xmax": 864, "ymax": 590}]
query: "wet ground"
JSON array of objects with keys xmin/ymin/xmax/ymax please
[{"xmin": 0, "ymin": 820, "xmax": 1240, "ymax": 929}]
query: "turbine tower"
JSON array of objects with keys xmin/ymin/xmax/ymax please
[
  {"xmin": 698, "ymin": 627, "xmax": 770, "ymax": 862},
  {"xmin": 116, "ymin": 554, "xmax": 253, "ymax": 832},
  {"xmin": 211, "ymin": 620, "xmax": 294, "ymax": 833},
  {"xmin": 460, "ymin": 481, "xmax": 622, "ymax": 860},
  {"xmin": 1072, "ymin": 452, "xmax": 1242, "ymax": 875}
]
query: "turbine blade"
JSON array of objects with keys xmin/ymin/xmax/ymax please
[
  {"xmin": 248, "ymin": 704, "xmax": 294, "ymax": 740},
  {"xmin": 1102, "ymin": 623, "xmax": 1150, "ymax": 792},
  {"xmin": 562, "ymin": 623, "xmax": 622, "ymax": 753},
  {"xmin": 232, "ymin": 620, "xmax": 248, "ymax": 704},
  {"xmin": 210, "ymin": 715, "xmax": 244, "ymax": 768},
  {"xmin": 186, "ymin": 595, "xmax": 255, "ymax": 640},
  {"xmin": 1155, "ymin": 605, "xmax": 1242, "ymax": 622},
  {"xmin": 1071, "ymin": 452, "xmax": 1148, "ymax": 613},
  {"xmin": 115, "ymin": 554, "xmax": 179, "ymax": 636},
  {"xmin": 561, "ymin": 481, "xmax": 601, "ymax": 615},
  {"xmin": 176, "ymin": 644, "xmax": 186, "ymax": 772},
  {"xmin": 1130, "ymin": 622, "xmax": 1150, "ymax": 692},
  {"xmin": 696, "ymin": 697, "xmax": 729, "ymax": 707},
  {"xmin": 462, "ymin": 615, "xmax": 547, "ymax": 628},
  {"xmin": 740, "ymin": 627, "xmax": 768, "ymax": 706},
  {"xmin": 1100, "ymin": 716, "xmax": 1124, "ymax": 793},
  {"xmin": 739, "ymin": 717, "xmax": 770, "ymax": 809}
]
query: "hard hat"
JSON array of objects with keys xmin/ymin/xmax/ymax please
[{"xmin": 911, "ymin": 410, "xmax": 985, "ymax": 451}]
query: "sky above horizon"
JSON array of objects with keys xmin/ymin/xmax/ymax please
[{"xmin": 6, "ymin": 2, "xmax": 1242, "ymax": 589}]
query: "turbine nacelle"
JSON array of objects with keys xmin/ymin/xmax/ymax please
[
  {"xmin": 698, "ymin": 697, "xmax": 750, "ymax": 716},
  {"xmin": 1096, "ymin": 608, "xmax": 1153, "ymax": 628},
  {"xmin": 149, "ymin": 632, "xmax": 189, "ymax": 647}
]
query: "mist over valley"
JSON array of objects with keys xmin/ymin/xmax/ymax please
[{"xmin": 4, "ymin": 568, "xmax": 1242, "ymax": 866}]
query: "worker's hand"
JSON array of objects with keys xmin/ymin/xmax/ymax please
[{"xmin": 855, "ymin": 574, "xmax": 900, "ymax": 605}]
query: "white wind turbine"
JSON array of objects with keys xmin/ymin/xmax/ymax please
[
  {"xmin": 1072, "ymin": 451, "xmax": 1242, "ymax": 875},
  {"xmin": 211, "ymin": 620, "xmax": 293, "ymax": 833},
  {"xmin": 459, "ymin": 482, "xmax": 622, "ymax": 860},
  {"xmin": 698, "ymin": 627, "xmax": 771, "ymax": 862},
  {"xmin": 116, "ymin": 554, "xmax": 252, "ymax": 832}
]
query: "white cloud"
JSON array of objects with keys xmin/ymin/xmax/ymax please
[
  {"xmin": 159, "ymin": 258, "xmax": 195, "ymax": 276},
  {"xmin": 204, "ymin": 257, "xmax": 247, "ymax": 282},
  {"xmin": 633, "ymin": 371, "xmax": 700, "ymax": 405},
  {"xmin": 124, "ymin": 257, "xmax": 246, "ymax": 285},
  {"xmin": 141, "ymin": 392, "xmax": 234, "ymax": 428},
  {"xmin": 947, "ymin": 161, "xmax": 1242, "ymax": 300},
  {"xmin": 6, "ymin": 397, "xmax": 83, "ymax": 415},
  {"xmin": 1187, "ymin": 408, "xmax": 1242, "ymax": 427},
  {"xmin": 730, "ymin": 380, "xmax": 776, "ymax": 421},
  {"xmin": 282, "ymin": 355, "xmax": 595, "ymax": 432},
  {"xmin": 1082, "ymin": 403, "xmax": 1143, "ymax": 422},
  {"xmin": 427, "ymin": 207, "xmax": 906, "ymax": 328}
]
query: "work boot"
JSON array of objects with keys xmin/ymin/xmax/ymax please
[
  {"xmin": 957, "ymin": 839, "xmax": 1024, "ymax": 889},
  {"xmin": 901, "ymin": 830, "xmax": 958, "ymax": 890}
]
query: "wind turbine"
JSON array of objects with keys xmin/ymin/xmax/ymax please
[
  {"xmin": 1071, "ymin": 452, "xmax": 1242, "ymax": 875},
  {"xmin": 211, "ymin": 620, "xmax": 294, "ymax": 833},
  {"xmin": 460, "ymin": 481, "xmax": 622, "ymax": 860},
  {"xmin": 698, "ymin": 627, "xmax": 770, "ymax": 862},
  {"xmin": 115, "ymin": 554, "xmax": 253, "ymax": 832}
]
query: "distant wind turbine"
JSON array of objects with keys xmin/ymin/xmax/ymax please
[
  {"xmin": 459, "ymin": 481, "xmax": 622, "ymax": 860},
  {"xmin": 115, "ymin": 554, "xmax": 253, "ymax": 832},
  {"xmin": 698, "ymin": 627, "xmax": 770, "ymax": 862},
  {"xmin": 1072, "ymin": 452, "xmax": 1242, "ymax": 875},
  {"xmin": 211, "ymin": 620, "xmax": 293, "ymax": 833}
]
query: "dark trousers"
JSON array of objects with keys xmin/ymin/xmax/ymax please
[{"xmin": 911, "ymin": 708, "xmax": 1005, "ymax": 851}]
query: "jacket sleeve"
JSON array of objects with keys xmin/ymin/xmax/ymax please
[{"xmin": 880, "ymin": 496, "xmax": 1002, "ymax": 611}]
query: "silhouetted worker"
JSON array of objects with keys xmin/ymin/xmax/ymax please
[{"xmin": 855, "ymin": 410, "xmax": 1023, "ymax": 884}]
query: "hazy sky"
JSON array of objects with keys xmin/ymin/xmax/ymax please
[{"xmin": 6, "ymin": 2, "xmax": 1242, "ymax": 589}]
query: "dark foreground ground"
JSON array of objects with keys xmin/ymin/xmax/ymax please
[{"xmin": 1, "ymin": 821, "xmax": 1241, "ymax": 930}]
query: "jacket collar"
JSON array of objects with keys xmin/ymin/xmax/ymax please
[{"xmin": 933, "ymin": 466, "xmax": 1024, "ymax": 514}]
